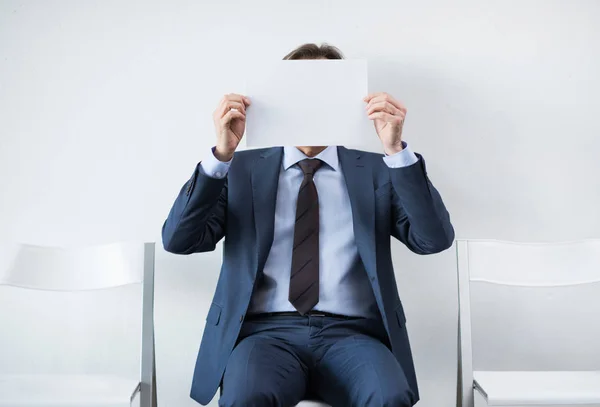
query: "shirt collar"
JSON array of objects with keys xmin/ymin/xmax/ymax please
[{"xmin": 283, "ymin": 146, "xmax": 339, "ymax": 172}]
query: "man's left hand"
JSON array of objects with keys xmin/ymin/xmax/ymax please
[{"xmin": 364, "ymin": 92, "xmax": 407, "ymax": 155}]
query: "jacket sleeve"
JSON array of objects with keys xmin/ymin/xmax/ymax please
[
  {"xmin": 389, "ymin": 154, "xmax": 455, "ymax": 254},
  {"xmin": 161, "ymin": 163, "xmax": 227, "ymax": 254}
]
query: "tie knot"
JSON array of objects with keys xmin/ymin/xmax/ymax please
[{"xmin": 298, "ymin": 159, "xmax": 323, "ymax": 176}]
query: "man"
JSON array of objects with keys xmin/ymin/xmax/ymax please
[{"xmin": 162, "ymin": 43, "xmax": 454, "ymax": 407}]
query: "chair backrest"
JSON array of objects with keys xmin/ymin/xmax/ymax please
[
  {"xmin": 456, "ymin": 239, "xmax": 600, "ymax": 407},
  {"xmin": 0, "ymin": 241, "xmax": 156, "ymax": 407}
]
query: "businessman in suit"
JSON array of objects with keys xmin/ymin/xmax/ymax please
[{"xmin": 162, "ymin": 43, "xmax": 454, "ymax": 407}]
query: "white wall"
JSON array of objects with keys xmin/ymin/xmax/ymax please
[{"xmin": 1, "ymin": 1, "xmax": 599, "ymax": 406}]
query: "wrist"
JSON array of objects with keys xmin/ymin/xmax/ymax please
[
  {"xmin": 383, "ymin": 142, "xmax": 404, "ymax": 156},
  {"xmin": 214, "ymin": 146, "xmax": 234, "ymax": 162}
]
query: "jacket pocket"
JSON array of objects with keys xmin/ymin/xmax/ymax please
[
  {"xmin": 206, "ymin": 302, "xmax": 222, "ymax": 326},
  {"xmin": 395, "ymin": 303, "xmax": 407, "ymax": 327}
]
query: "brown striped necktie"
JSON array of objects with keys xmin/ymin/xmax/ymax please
[{"xmin": 289, "ymin": 158, "xmax": 323, "ymax": 315}]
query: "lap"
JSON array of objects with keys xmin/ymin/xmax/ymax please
[
  {"xmin": 219, "ymin": 315, "xmax": 414, "ymax": 406},
  {"xmin": 312, "ymin": 334, "xmax": 414, "ymax": 407},
  {"xmin": 220, "ymin": 334, "xmax": 308, "ymax": 407}
]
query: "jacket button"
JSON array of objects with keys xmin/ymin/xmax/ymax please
[
  {"xmin": 240, "ymin": 315, "xmax": 244, "ymax": 323},
  {"xmin": 371, "ymin": 276, "xmax": 376, "ymax": 282}
]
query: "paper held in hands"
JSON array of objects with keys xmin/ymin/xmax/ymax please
[{"xmin": 244, "ymin": 60, "xmax": 371, "ymax": 148}]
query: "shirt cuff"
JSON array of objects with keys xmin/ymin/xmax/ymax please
[
  {"xmin": 383, "ymin": 142, "xmax": 419, "ymax": 168},
  {"xmin": 198, "ymin": 147, "xmax": 232, "ymax": 179}
]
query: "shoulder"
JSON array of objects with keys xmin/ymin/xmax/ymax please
[
  {"xmin": 340, "ymin": 146, "xmax": 423, "ymax": 169},
  {"xmin": 234, "ymin": 147, "xmax": 280, "ymax": 161},
  {"xmin": 348, "ymin": 147, "xmax": 385, "ymax": 160},
  {"xmin": 229, "ymin": 147, "xmax": 280, "ymax": 171},
  {"xmin": 339, "ymin": 146, "xmax": 386, "ymax": 167}
]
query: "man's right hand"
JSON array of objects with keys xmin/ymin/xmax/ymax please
[{"xmin": 213, "ymin": 94, "xmax": 251, "ymax": 162}]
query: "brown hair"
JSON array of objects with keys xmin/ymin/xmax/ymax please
[{"xmin": 283, "ymin": 43, "xmax": 344, "ymax": 60}]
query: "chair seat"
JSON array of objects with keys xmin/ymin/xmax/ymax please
[
  {"xmin": 474, "ymin": 371, "xmax": 600, "ymax": 405},
  {"xmin": 0, "ymin": 374, "xmax": 140, "ymax": 407}
]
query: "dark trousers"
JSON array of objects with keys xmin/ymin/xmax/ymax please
[{"xmin": 219, "ymin": 314, "xmax": 415, "ymax": 407}]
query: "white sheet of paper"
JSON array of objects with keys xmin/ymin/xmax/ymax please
[{"xmin": 244, "ymin": 60, "xmax": 371, "ymax": 148}]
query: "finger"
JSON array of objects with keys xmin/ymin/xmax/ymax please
[
  {"xmin": 366, "ymin": 101, "xmax": 401, "ymax": 116},
  {"xmin": 216, "ymin": 101, "xmax": 246, "ymax": 118},
  {"xmin": 368, "ymin": 111, "xmax": 404, "ymax": 125},
  {"xmin": 365, "ymin": 93, "xmax": 405, "ymax": 112},
  {"xmin": 363, "ymin": 92, "xmax": 386, "ymax": 102},
  {"xmin": 221, "ymin": 110, "xmax": 246, "ymax": 125},
  {"xmin": 367, "ymin": 95, "xmax": 405, "ymax": 112},
  {"xmin": 223, "ymin": 93, "xmax": 251, "ymax": 106},
  {"xmin": 226, "ymin": 101, "xmax": 246, "ymax": 114}
]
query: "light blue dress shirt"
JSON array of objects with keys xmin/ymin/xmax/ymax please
[{"xmin": 200, "ymin": 144, "xmax": 418, "ymax": 318}]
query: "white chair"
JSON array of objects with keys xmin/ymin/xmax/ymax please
[
  {"xmin": 0, "ymin": 242, "xmax": 157, "ymax": 407},
  {"xmin": 456, "ymin": 239, "xmax": 600, "ymax": 407}
]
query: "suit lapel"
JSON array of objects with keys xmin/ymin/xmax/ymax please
[
  {"xmin": 337, "ymin": 146, "xmax": 376, "ymax": 276},
  {"xmin": 251, "ymin": 147, "xmax": 283, "ymax": 272}
]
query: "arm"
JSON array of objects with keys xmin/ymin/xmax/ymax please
[
  {"xmin": 387, "ymin": 154, "xmax": 454, "ymax": 254},
  {"xmin": 365, "ymin": 92, "xmax": 454, "ymax": 254},
  {"xmin": 163, "ymin": 93, "xmax": 250, "ymax": 254},
  {"xmin": 161, "ymin": 150, "xmax": 230, "ymax": 254}
]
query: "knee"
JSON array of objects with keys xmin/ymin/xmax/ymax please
[
  {"xmin": 358, "ymin": 386, "xmax": 413, "ymax": 407},
  {"xmin": 219, "ymin": 386, "xmax": 278, "ymax": 407},
  {"xmin": 379, "ymin": 388, "xmax": 413, "ymax": 407}
]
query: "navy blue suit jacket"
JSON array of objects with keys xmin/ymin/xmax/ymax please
[{"xmin": 162, "ymin": 146, "xmax": 454, "ymax": 405}]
